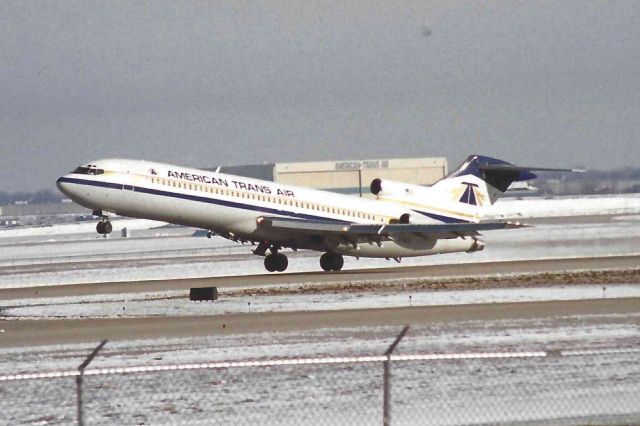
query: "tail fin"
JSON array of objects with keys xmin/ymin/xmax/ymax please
[
  {"xmin": 424, "ymin": 155, "xmax": 574, "ymax": 222},
  {"xmin": 447, "ymin": 155, "xmax": 573, "ymax": 193}
]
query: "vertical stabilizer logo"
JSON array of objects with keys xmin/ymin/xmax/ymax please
[{"xmin": 454, "ymin": 182, "xmax": 485, "ymax": 206}]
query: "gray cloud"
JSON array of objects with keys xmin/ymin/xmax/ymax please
[{"xmin": 1, "ymin": 1, "xmax": 639, "ymax": 191}]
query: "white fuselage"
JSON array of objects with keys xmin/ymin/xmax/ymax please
[{"xmin": 57, "ymin": 159, "xmax": 479, "ymax": 258}]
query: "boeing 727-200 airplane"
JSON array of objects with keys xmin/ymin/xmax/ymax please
[{"xmin": 56, "ymin": 155, "xmax": 571, "ymax": 272}]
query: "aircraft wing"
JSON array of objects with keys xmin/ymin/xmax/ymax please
[{"xmin": 257, "ymin": 216, "xmax": 525, "ymax": 241}]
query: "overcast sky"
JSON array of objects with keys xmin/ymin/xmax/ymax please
[{"xmin": 1, "ymin": 1, "xmax": 639, "ymax": 191}]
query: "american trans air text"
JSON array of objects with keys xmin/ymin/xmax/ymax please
[{"xmin": 167, "ymin": 170, "xmax": 295, "ymax": 197}]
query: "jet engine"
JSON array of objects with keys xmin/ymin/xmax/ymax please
[
  {"xmin": 466, "ymin": 238, "xmax": 485, "ymax": 252},
  {"xmin": 370, "ymin": 178, "xmax": 422, "ymax": 198}
]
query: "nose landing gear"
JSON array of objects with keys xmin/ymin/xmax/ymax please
[
  {"xmin": 320, "ymin": 253, "xmax": 344, "ymax": 271},
  {"xmin": 94, "ymin": 211, "xmax": 112, "ymax": 235},
  {"xmin": 96, "ymin": 220, "xmax": 112, "ymax": 235}
]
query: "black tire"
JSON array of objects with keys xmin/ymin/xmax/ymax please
[
  {"xmin": 275, "ymin": 253, "xmax": 288, "ymax": 272},
  {"xmin": 319, "ymin": 253, "xmax": 333, "ymax": 271},
  {"xmin": 96, "ymin": 222, "xmax": 105, "ymax": 234},
  {"xmin": 103, "ymin": 221, "xmax": 113, "ymax": 234},
  {"xmin": 331, "ymin": 254, "xmax": 344, "ymax": 271},
  {"xmin": 264, "ymin": 254, "xmax": 277, "ymax": 272}
]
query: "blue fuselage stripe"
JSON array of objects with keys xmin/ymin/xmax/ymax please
[
  {"xmin": 57, "ymin": 177, "xmax": 351, "ymax": 224},
  {"xmin": 411, "ymin": 209, "xmax": 470, "ymax": 224}
]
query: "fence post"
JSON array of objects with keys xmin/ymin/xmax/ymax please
[
  {"xmin": 383, "ymin": 326, "xmax": 409, "ymax": 426},
  {"xmin": 76, "ymin": 340, "xmax": 107, "ymax": 426}
]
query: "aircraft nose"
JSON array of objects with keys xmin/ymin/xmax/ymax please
[{"xmin": 56, "ymin": 176, "xmax": 71, "ymax": 196}]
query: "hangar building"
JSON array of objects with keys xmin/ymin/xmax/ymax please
[{"xmin": 219, "ymin": 157, "xmax": 448, "ymax": 197}]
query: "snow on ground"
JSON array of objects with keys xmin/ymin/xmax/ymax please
[
  {"xmin": 486, "ymin": 193, "xmax": 640, "ymax": 219},
  {"xmin": 2, "ymin": 284, "xmax": 639, "ymax": 319},
  {"xmin": 1, "ymin": 315, "xmax": 639, "ymax": 425},
  {"xmin": 2, "ymin": 313, "xmax": 638, "ymax": 377}
]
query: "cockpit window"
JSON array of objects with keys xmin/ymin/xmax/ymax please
[{"xmin": 73, "ymin": 166, "xmax": 104, "ymax": 175}]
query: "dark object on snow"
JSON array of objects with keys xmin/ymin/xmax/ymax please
[{"xmin": 189, "ymin": 287, "xmax": 219, "ymax": 301}]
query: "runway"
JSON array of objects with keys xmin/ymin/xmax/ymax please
[
  {"xmin": 2, "ymin": 254, "xmax": 640, "ymax": 300},
  {"xmin": 2, "ymin": 297, "xmax": 639, "ymax": 348}
]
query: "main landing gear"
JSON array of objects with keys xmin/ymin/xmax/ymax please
[
  {"xmin": 264, "ymin": 252, "xmax": 288, "ymax": 272},
  {"xmin": 253, "ymin": 241, "xmax": 343, "ymax": 273},
  {"xmin": 320, "ymin": 252, "xmax": 344, "ymax": 272},
  {"xmin": 253, "ymin": 241, "xmax": 288, "ymax": 273}
]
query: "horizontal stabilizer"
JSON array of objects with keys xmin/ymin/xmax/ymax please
[
  {"xmin": 479, "ymin": 164, "xmax": 580, "ymax": 173},
  {"xmin": 449, "ymin": 155, "xmax": 579, "ymax": 192}
]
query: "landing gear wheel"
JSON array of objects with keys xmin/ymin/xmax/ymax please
[
  {"xmin": 320, "ymin": 253, "xmax": 332, "ymax": 271},
  {"xmin": 264, "ymin": 254, "xmax": 277, "ymax": 272},
  {"xmin": 276, "ymin": 253, "xmax": 288, "ymax": 272},
  {"xmin": 264, "ymin": 253, "xmax": 288, "ymax": 272},
  {"xmin": 332, "ymin": 254, "xmax": 344, "ymax": 271},
  {"xmin": 320, "ymin": 253, "xmax": 344, "ymax": 271},
  {"xmin": 96, "ymin": 221, "xmax": 113, "ymax": 235}
]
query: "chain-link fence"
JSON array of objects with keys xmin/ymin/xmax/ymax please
[{"xmin": 1, "ymin": 347, "xmax": 639, "ymax": 425}]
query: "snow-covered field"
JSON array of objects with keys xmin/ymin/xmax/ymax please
[
  {"xmin": 1, "ymin": 195, "xmax": 640, "ymax": 424},
  {"xmin": 486, "ymin": 193, "xmax": 640, "ymax": 219},
  {"xmin": 1, "ymin": 316, "xmax": 639, "ymax": 425}
]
